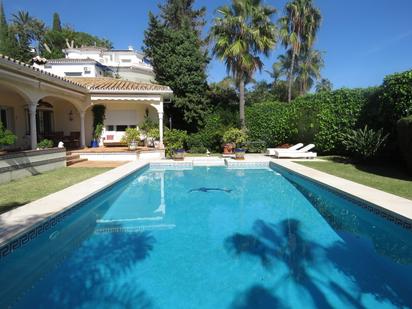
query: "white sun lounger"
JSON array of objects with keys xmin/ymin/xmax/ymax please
[
  {"xmin": 266, "ymin": 143, "xmax": 304, "ymax": 156},
  {"xmin": 273, "ymin": 144, "xmax": 317, "ymax": 158}
]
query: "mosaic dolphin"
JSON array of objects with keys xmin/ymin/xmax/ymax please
[{"xmin": 189, "ymin": 187, "xmax": 232, "ymax": 193}]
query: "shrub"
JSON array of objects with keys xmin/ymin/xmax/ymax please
[
  {"xmin": 121, "ymin": 128, "xmax": 140, "ymax": 145},
  {"xmin": 0, "ymin": 121, "xmax": 17, "ymax": 149},
  {"xmin": 222, "ymin": 128, "xmax": 248, "ymax": 148},
  {"xmin": 380, "ymin": 70, "xmax": 412, "ymax": 130},
  {"xmin": 91, "ymin": 105, "xmax": 106, "ymax": 131},
  {"xmin": 94, "ymin": 123, "xmax": 104, "ymax": 140},
  {"xmin": 342, "ymin": 125, "xmax": 389, "ymax": 161},
  {"xmin": 187, "ymin": 133, "xmax": 207, "ymax": 153},
  {"xmin": 164, "ymin": 129, "xmax": 188, "ymax": 157},
  {"xmin": 37, "ymin": 139, "xmax": 53, "ymax": 149},
  {"xmin": 397, "ymin": 115, "xmax": 412, "ymax": 172},
  {"xmin": 147, "ymin": 128, "xmax": 160, "ymax": 140},
  {"xmin": 291, "ymin": 89, "xmax": 375, "ymax": 154},
  {"xmin": 187, "ymin": 112, "xmax": 234, "ymax": 153},
  {"xmin": 245, "ymin": 101, "xmax": 295, "ymax": 147}
]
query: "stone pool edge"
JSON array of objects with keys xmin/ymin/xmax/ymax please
[
  {"xmin": 270, "ymin": 159, "xmax": 412, "ymax": 225},
  {"xmin": 0, "ymin": 160, "xmax": 149, "ymax": 248}
]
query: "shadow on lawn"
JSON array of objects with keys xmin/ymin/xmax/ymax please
[
  {"xmin": 225, "ymin": 219, "xmax": 412, "ymax": 309},
  {"xmin": 327, "ymin": 156, "xmax": 412, "ymax": 181}
]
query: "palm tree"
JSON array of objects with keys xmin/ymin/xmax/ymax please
[
  {"xmin": 279, "ymin": 0, "xmax": 321, "ymax": 102},
  {"xmin": 296, "ymin": 48, "xmax": 323, "ymax": 94},
  {"xmin": 210, "ymin": 0, "xmax": 277, "ymax": 128},
  {"xmin": 315, "ymin": 78, "xmax": 333, "ymax": 93}
]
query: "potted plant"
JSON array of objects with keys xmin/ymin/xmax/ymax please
[
  {"xmin": 164, "ymin": 129, "xmax": 187, "ymax": 160},
  {"xmin": 37, "ymin": 139, "xmax": 54, "ymax": 149},
  {"xmin": 147, "ymin": 128, "xmax": 160, "ymax": 148},
  {"xmin": 91, "ymin": 123, "xmax": 104, "ymax": 148},
  {"xmin": 121, "ymin": 128, "xmax": 140, "ymax": 150},
  {"xmin": 223, "ymin": 128, "xmax": 248, "ymax": 160}
]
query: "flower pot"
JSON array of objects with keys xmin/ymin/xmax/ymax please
[
  {"xmin": 91, "ymin": 140, "xmax": 98, "ymax": 148},
  {"xmin": 234, "ymin": 148, "xmax": 246, "ymax": 160},
  {"xmin": 173, "ymin": 149, "xmax": 185, "ymax": 161},
  {"xmin": 223, "ymin": 143, "xmax": 235, "ymax": 154},
  {"xmin": 128, "ymin": 140, "xmax": 137, "ymax": 150}
]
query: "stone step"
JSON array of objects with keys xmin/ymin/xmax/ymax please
[{"xmin": 66, "ymin": 158, "xmax": 88, "ymax": 166}]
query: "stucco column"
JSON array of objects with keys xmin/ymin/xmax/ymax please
[
  {"xmin": 80, "ymin": 111, "xmax": 86, "ymax": 148},
  {"xmin": 158, "ymin": 111, "xmax": 164, "ymax": 148},
  {"xmin": 28, "ymin": 103, "xmax": 37, "ymax": 150}
]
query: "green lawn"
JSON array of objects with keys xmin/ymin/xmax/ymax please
[
  {"xmin": 296, "ymin": 157, "xmax": 412, "ymax": 200},
  {"xmin": 0, "ymin": 167, "xmax": 111, "ymax": 214}
]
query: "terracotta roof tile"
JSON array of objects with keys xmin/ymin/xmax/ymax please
[{"xmin": 65, "ymin": 77, "xmax": 172, "ymax": 92}]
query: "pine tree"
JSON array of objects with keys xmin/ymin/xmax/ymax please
[
  {"xmin": 143, "ymin": 1, "xmax": 209, "ymax": 131},
  {"xmin": 52, "ymin": 12, "xmax": 61, "ymax": 32}
]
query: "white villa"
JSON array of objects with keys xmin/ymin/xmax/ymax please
[
  {"xmin": 0, "ymin": 53, "xmax": 172, "ymax": 152},
  {"xmin": 32, "ymin": 46, "xmax": 154, "ymax": 82}
]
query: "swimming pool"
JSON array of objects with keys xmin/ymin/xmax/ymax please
[{"xmin": 1, "ymin": 164, "xmax": 411, "ymax": 308}]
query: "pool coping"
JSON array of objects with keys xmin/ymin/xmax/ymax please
[
  {"xmin": 0, "ymin": 161, "xmax": 149, "ymax": 248},
  {"xmin": 270, "ymin": 159, "xmax": 412, "ymax": 225}
]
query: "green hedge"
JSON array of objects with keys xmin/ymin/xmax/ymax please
[
  {"xmin": 397, "ymin": 115, "xmax": 412, "ymax": 173},
  {"xmin": 380, "ymin": 70, "xmax": 412, "ymax": 131},
  {"xmin": 291, "ymin": 89, "xmax": 375, "ymax": 154},
  {"xmin": 245, "ymin": 101, "xmax": 296, "ymax": 147}
]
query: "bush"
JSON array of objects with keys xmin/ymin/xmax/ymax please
[
  {"xmin": 245, "ymin": 101, "xmax": 295, "ymax": 147},
  {"xmin": 397, "ymin": 115, "xmax": 412, "ymax": 172},
  {"xmin": 121, "ymin": 128, "xmax": 140, "ymax": 144},
  {"xmin": 380, "ymin": 70, "xmax": 412, "ymax": 130},
  {"xmin": 187, "ymin": 112, "xmax": 235, "ymax": 153},
  {"xmin": 164, "ymin": 129, "xmax": 188, "ymax": 157},
  {"xmin": 94, "ymin": 123, "xmax": 104, "ymax": 140},
  {"xmin": 37, "ymin": 139, "xmax": 53, "ymax": 149},
  {"xmin": 222, "ymin": 128, "xmax": 248, "ymax": 148},
  {"xmin": 342, "ymin": 125, "xmax": 389, "ymax": 161},
  {"xmin": 291, "ymin": 89, "xmax": 375, "ymax": 154},
  {"xmin": 0, "ymin": 121, "xmax": 17, "ymax": 148}
]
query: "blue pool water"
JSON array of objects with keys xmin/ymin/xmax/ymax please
[{"xmin": 1, "ymin": 165, "xmax": 412, "ymax": 308}]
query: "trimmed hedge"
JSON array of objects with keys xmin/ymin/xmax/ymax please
[
  {"xmin": 397, "ymin": 115, "xmax": 412, "ymax": 173},
  {"xmin": 290, "ymin": 89, "xmax": 375, "ymax": 154},
  {"xmin": 380, "ymin": 70, "xmax": 412, "ymax": 131},
  {"xmin": 245, "ymin": 101, "xmax": 296, "ymax": 147}
]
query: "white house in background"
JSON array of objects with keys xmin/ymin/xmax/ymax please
[
  {"xmin": 0, "ymin": 54, "xmax": 171, "ymax": 153},
  {"xmin": 32, "ymin": 46, "xmax": 155, "ymax": 82}
]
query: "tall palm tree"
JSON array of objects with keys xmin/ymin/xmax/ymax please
[
  {"xmin": 296, "ymin": 48, "xmax": 323, "ymax": 94},
  {"xmin": 210, "ymin": 0, "xmax": 277, "ymax": 128},
  {"xmin": 279, "ymin": 0, "xmax": 321, "ymax": 102},
  {"xmin": 315, "ymin": 78, "xmax": 333, "ymax": 93}
]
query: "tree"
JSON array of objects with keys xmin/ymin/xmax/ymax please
[
  {"xmin": 315, "ymin": 78, "xmax": 333, "ymax": 93},
  {"xmin": 10, "ymin": 11, "xmax": 35, "ymax": 61},
  {"xmin": 279, "ymin": 0, "xmax": 321, "ymax": 102},
  {"xmin": 296, "ymin": 48, "xmax": 323, "ymax": 94},
  {"xmin": 159, "ymin": 0, "xmax": 206, "ymax": 37},
  {"xmin": 52, "ymin": 12, "xmax": 62, "ymax": 32},
  {"xmin": 143, "ymin": 2, "xmax": 209, "ymax": 131},
  {"xmin": 0, "ymin": 0, "xmax": 19, "ymax": 58},
  {"xmin": 210, "ymin": 0, "xmax": 277, "ymax": 128}
]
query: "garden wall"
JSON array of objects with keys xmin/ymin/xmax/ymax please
[{"xmin": 0, "ymin": 148, "xmax": 66, "ymax": 184}]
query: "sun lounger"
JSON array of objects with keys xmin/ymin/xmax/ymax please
[
  {"xmin": 266, "ymin": 143, "xmax": 304, "ymax": 156},
  {"xmin": 273, "ymin": 144, "xmax": 317, "ymax": 158}
]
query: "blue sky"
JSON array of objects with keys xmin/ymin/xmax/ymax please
[{"xmin": 3, "ymin": 0, "xmax": 412, "ymax": 89}]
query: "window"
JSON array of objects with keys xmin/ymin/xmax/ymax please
[
  {"xmin": 106, "ymin": 125, "xmax": 114, "ymax": 131},
  {"xmin": 0, "ymin": 108, "xmax": 7, "ymax": 128},
  {"xmin": 129, "ymin": 125, "xmax": 137, "ymax": 129},
  {"xmin": 116, "ymin": 125, "xmax": 128, "ymax": 131},
  {"xmin": 65, "ymin": 72, "xmax": 82, "ymax": 77},
  {"xmin": 0, "ymin": 106, "xmax": 13, "ymax": 130}
]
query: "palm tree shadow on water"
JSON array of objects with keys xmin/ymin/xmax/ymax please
[
  {"xmin": 27, "ymin": 229, "xmax": 156, "ymax": 309},
  {"xmin": 225, "ymin": 219, "xmax": 412, "ymax": 309}
]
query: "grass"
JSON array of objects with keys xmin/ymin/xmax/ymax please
[
  {"xmin": 296, "ymin": 156, "xmax": 412, "ymax": 200},
  {"xmin": 0, "ymin": 167, "xmax": 111, "ymax": 214}
]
